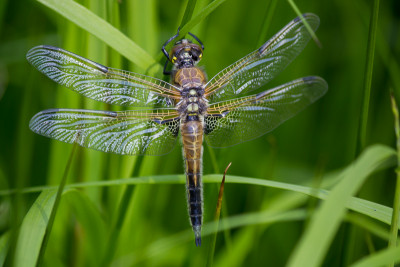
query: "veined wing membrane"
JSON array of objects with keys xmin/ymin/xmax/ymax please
[
  {"xmin": 29, "ymin": 108, "xmax": 180, "ymax": 155},
  {"xmin": 27, "ymin": 45, "xmax": 180, "ymax": 108},
  {"xmin": 205, "ymin": 13, "xmax": 320, "ymax": 103},
  {"xmin": 205, "ymin": 76, "xmax": 328, "ymax": 147}
]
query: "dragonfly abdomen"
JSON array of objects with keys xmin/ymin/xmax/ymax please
[{"xmin": 181, "ymin": 120, "xmax": 204, "ymax": 246}]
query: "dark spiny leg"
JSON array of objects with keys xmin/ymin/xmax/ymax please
[
  {"xmin": 188, "ymin": 32, "xmax": 205, "ymax": 51},
  {"xmin": 163, "ymin": 59, "xmax": 171, "ymax": 75},
  {"xmin": 162, "ymin": 27, "xmax": 181, "ymax": 61}
]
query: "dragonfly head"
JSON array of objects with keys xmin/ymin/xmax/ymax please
[{"xmin": 170, "ymin": 39, "xmax": 203, "ymax": 68}]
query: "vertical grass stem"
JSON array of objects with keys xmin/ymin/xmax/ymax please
[{"xmin": 388, "ymin": 91, "xmax": 400, "ymax": 267}]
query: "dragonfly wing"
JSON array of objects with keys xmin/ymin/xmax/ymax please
[
  {"xmin": 27, "ymin": 45, "xmax": 180, "ymax": 108},
  {"xmin": 29, "ymin": 108, "xmax": 180, "ymax": 155},
  {"xmin": 205, "ymin": 76, "xmax": 327, "ymax": 147},
  {"xmin": 205, "ymin": 13, "xmax": 320, "ymax": 103}
]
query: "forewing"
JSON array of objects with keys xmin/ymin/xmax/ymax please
[
  {"xmin": 205, "ymin": 13, "xmax": 320, "ymax": 102},
  {"xmin": 27, "ymin": 45, "xmax": 180, "ymax": 108},
  {"xmin": 205, "ymin": 77, "xmax": 327, "ymax": 147},
  {"xmin": 29, "ymin": 108, "xmax": 180, "ymax": 155}
]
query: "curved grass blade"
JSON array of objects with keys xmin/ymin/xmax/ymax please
[
  {"xmin": 358, "ymin": 0, "xmax": 380, "ymax": 151},
  {"xmin": 180, "ymin": 0, "xmax": 197, "ymax": 28},
  {"xmin": 287, "ymin": 0, "xmax": 321, "ymax": 47},
  {"xmin": 157, "ymin": 0, "xmax": 228, "ymax": 62},
  {"xmin": 14, "ymin": 142, "xmax": 77, "ymax": 267},
  {"xmin": 13, "ymin": 190, "xmax": 57, "ymax": 267},
  {"xmin": 287, "ymin": 144, "xmax": 394, "ymax": 267},
  {"xmin": 388, "ymin": 90, "xmax": 400, "ymax": 267},
  {"xmin": 207, "ymin": 162, "xmax": 231, "ymax": 266},
  {"xmin": 35, "ymin": 0, "xmax": 159, "ymax": 72},
  {"xmin": 118, "ymin": 209, "xmax": 307, "ymax": 266},
  {"xmin": 2, "ymin": 146, "xmax": 396, "ymax": 227},
  {"xmin": 63, "ymin": 189, "xmax": 107, "ymax": 266},
  {"xmin": 0, "ymin": 232, "xmax": 10, "ymax": 266},
  {"xmin": 350, "ymin": 245, "xmax": 400, "ymax": 267}
]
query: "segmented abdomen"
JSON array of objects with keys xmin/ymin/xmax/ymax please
[{"xmin": 181, "ymin": 120, "xmax": 204, "ymax": 246}]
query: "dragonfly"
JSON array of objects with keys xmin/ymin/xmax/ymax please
[{"xmin": 27, "ymin": 13, "xmax": 327, "ymax": 246}]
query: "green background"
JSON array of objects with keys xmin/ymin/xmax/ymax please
[{"xmin": 0, "ymin": 0, "xmax": 399, "ymax": 266}]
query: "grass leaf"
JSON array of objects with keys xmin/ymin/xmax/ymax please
[
  {"xmin": 0, "ymin": 232, "xmax": 10, "ymax": 266},
  {"xmin": 358, "ymin": 0, "xmax": 380, "ymax": 151},
  {"xmin": 63, "ymin": 189, "xmax": 107, "ymax": 266},
  {"xmin": 13, "ymin": 190, "xmax": 57, "ymax": 267},
  {"xmin": 350, "ymin": 245, "xmax": 400, "ymax": 267},
  {"xmin": 287, "ymin": 144, "xmax": 394, "ymax": 267},
  {"xmin": 35, "ymin": 0, "xmax": 158, "ymax": 71}
]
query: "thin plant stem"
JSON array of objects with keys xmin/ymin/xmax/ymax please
[
  {"xmin": 180, "ymin": 0, "xmax": 197, "ymax": 29},
  {"xmin": 206, "ymin": 162, "xmax": 231, "ymax": 267},
  {"xmin": 358, "ymin": 0, "xmax": 380, "ymax": 152},
  {"xmin": 388, "ymin": 91, "xmax": 400, "ymax": 267},
  {"xmin": 37, "ymin": 143, "xmax": 79, "ymax": 265},
  {"xmin": 287, "ymin": 0, "xmax": 321, "ymax": 47},
  {"xmin": 101, "ymin": 156, "xmax": 144, "ymax": 266}
]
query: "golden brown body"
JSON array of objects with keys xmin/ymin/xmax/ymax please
[
  {"xmin": 174, "ymin": 66, "xmax": 207, "ymax": 246},
  {"xmin": 174, "ymin": 67, "xmax": 206, "ymax": 89}
]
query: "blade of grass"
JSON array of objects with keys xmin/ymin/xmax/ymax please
[
  {"xmin": 63, "ymin": 189, "xmax": 107, "ymax": 266},
  {"xmin": 358, "ymin": 0, "xmax": 380, "ymax": 152},
  {"xmin": 120, "ymin": 209, "xmax": 307, "ymax": 266},
  {"xmin": 287, "ymin": 0, "xmax": 321, "ymax": 47},
  {"xmin": 2, "ymin": 145, "xmax": 397, "ymax": 228},
  {"xmin": 156, "ymin": 0, "xmax": 228, "ymax": 62},
  {"xmin": 13, "ymin": 142, "xmax": 77, "ymax": 267},
  {"xmin": 13, "ymin": 190, "xmax": 57, "ymax": 267},
  {"xmin": 388, "ymin": 91, "xmax": 400, "ymax": 267},
  {"xmin": 101, "ymin": 156, "xmax": 144, "ymax": 266},
  {"xmin": 207, "ymin": 163, "xmax": 231, "ymax": 267},
  {"xmin": 180, "ymin": 0, "xmax": 197, "ymax": 28},
  {"xmin": 287, "ymin": 145, "xmax": 392, "ymax": 267},
  {"xmin": 350, "ymin": 246, "xmax": 400, "ymax": 267},
  {"xmin": 256, "ymin": 0, "xmax": 278, "ymax": 48},
  {"xmin": 36, "ymin": 143, "xmax": 78, "ymax": 265},
  {"xmin": 0, "ymin": 232, "xmax": 10, "ymax": 266},
  {"xmin": 36, "ymin": 0, "xmax": 159, "ymax": 71}
]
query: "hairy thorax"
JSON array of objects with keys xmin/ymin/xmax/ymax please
[{"xmin": 174, "ymin": 67, "xmax": 208, "ymax": 120}]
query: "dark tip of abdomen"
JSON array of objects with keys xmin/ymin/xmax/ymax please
[
  {"xmin": 193, "ymin": 225, "xmax": 202, "ymax": 246},
  {"xmin": 195, "ymin": 236, "xmax": 201, "ymax": 246}
]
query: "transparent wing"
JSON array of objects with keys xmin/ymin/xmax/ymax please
[
  {"xmin": 205, "ymin": 76, "xmax": 327, "ymax": 147},
  {"xmin": 29, "ymin": 108, "xmax": 180, "ymax": 155},
  {"xmin": 27, "ymin": 45, "xmax": 181, "ymax": 108},
  {"xmin": 205, "ymin": 13, "xmax": 320, "ymax": 103}
]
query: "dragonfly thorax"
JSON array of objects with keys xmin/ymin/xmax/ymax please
[{"xmin": 177, "ymin": 87, "xmax": 208, "ymax": 119}]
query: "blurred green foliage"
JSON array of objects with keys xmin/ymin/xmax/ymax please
[{"xmin": 0, "ymin": 0, "xmax": 399, "ymax": 266}]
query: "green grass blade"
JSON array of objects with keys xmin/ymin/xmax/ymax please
[
  {"xmin": 63, "ymin": 189, "xmax": 107, "ymax": 266},
  {"xmin": 157, "ymin": 0, "xmax": 227, "ymax": 61},
  {"xmin": 120, "ymin": 209, "xmax": 307, "ymax": 266},
  {"xmin": 35, "ymin": 0, "xmax": 158, "ymax": 71},
  {"xmin": 350, "ymin": 246, "xmax": 400, "ymax": 267},
  {"xmin": 101, "ymin": 155, "xmax": 144, "ymax": 266},
  {"xmin": 207, "ymin": 163, "xmax": 230, "ymax": 267},
  {"xmin": 256, "ymin": 0, "xmax": 278, "ymax": 48},
  {"xmin": 388, "ymin": 91, "xmax": 400, "ymax": 267},
  {"xmin": 180, "ymin": 0, "xmax": 197, "ymax": 28},
  {"xmin": 358, "ymin": 0, "xmax": 380, "ymax": 151},
  {"xmin": 287, "ymin": 0, "xmax": 321, "ymax": 47},
  {"xmin": 287, "ymin": 144, "xmax": 394, "ymax": 267},
  {"xmin": 0, "ymin": 232, "xmax": 10, "ymax": 266},
  {"xmin": 13, "ymin": 190, "xmax": 57, "ymax": 267}
]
